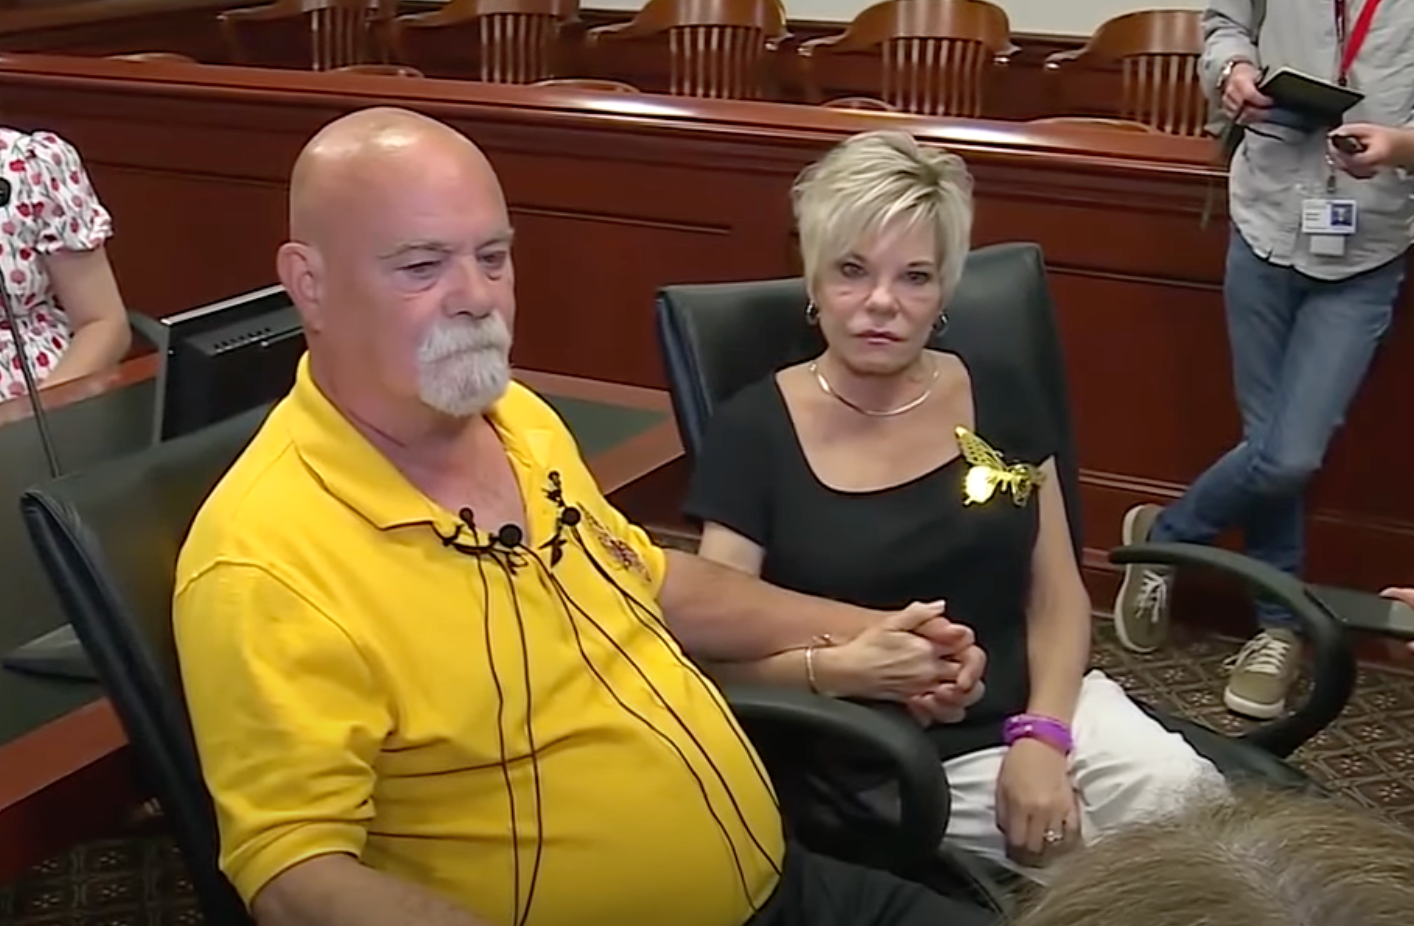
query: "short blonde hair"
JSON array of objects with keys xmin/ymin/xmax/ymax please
[
  {"xmin": 792, "ymin": 130, "xmax": 974, "ymax": 303},
  {"xmin": 1012, "ymin": 786, "xmax": 1414, "ymax": 926}
]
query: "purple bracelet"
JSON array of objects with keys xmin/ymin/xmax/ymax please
[{"xmin": 1003, "ymin": 713, "xmax": 1074, "ymax": 755}]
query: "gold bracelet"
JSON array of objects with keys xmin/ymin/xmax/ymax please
[{"xmin": 804, "ymin": 634, "xmax": 835, "ymax": 695}]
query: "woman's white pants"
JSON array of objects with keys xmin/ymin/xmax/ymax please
[{"xmin": 941, "ymin": 670, "xmax": 1227, "ymax": 881}]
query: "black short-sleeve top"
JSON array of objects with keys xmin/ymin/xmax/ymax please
[{"xmin": 684, "ymin": 350, "xmax": 1058, "ymax": 761}]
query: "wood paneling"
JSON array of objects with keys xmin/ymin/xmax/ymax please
[
  {"xmin": 0, "ymin": 0, "xmax": 240, "ymax": 61},
  {"xmin": 0, "ymin": 57, "xmax": 1218, "ymax": 366},
  {"xmin": 0, "ymin": 51, "xmax": 1406, "ymax": 651}
]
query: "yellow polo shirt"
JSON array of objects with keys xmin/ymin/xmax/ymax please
[{"xmin": 174, "ymin": 358, "xmax": 784, "ymax": 926}]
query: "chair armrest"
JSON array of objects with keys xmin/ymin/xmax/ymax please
[
  {"xmin": 217, "ymin": 4, "xmax": 291, "ymax": 24},
  {"xmin": 993, "ymin": 43, "xmax": 1019, "ymax": 66},
  {"xmin": 1110, "ymin": 542, "xmax": 1357, "ymax": 758},
  {"xmin": 586, "ymin": 22, "xmax": 636, "ymax": 44},
  {"xmin": 798, "ymin": 34, "xmax": 844, "ymax": 58},
  {"xmin": 1044, "ymin": 48, "xmax": 1085, "ymax": 71},
  {"xmin": 723, "ymin": 685, "xmax": 948, "ymax": 858},
  {"xmin": 393, "ymin": 9, "xmax": 456, "ymax": 29}
]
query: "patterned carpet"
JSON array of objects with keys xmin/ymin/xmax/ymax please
[{"xmin": 4, "ymin": 622, "xmax": 1414, "ymax": 924}]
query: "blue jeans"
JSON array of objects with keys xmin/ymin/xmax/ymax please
[{"xmin": 1151, "ymin": 229, "xmax": 1406, "ymax": 628}]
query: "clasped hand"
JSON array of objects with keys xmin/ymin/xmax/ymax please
[{"xmin": 815, "ymin": 600, "xmax": 986, "ymax": 725}]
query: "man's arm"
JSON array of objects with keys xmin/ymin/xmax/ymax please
[
  {"xmin": 657, "ymin": 548, "xmax": 896, "ymax": 662},
  {"xmin": 1330, "ymin": 124, "xmax": 1414, "ymax": 176},
  {"xmin": 183, "ymin": 569, "xmax": 490, "ymax": 926},
  {"xmin": 253, "ymin": 856, "xmax": 489, "ymax": 926},
  {"xmin": 175, "ymin": 564, "xmax": 404, "ymax": 918},
  {"xmin": 1201, "ymin": 0, "xmax": 1261, "ymax": 95}
]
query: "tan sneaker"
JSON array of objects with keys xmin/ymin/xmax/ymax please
[
  {"xmin": 1223, "ymin": 628, "xmax": 1300, "ymax": 720},
  {"xmin": 1113, "ymin": 504, "xmax": 1171, "ymax": 653}
]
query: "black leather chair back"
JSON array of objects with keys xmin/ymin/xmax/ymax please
[
  {"xmin": 656, "ymin": 241, "xmax": 1083, "ymax": 553},
  {"xmin": 19, "ymin": 406, "xmax": 269, "ymax": 926}
]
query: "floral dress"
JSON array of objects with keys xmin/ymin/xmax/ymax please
[{"xmin": 0, "ymin": 128, "xmax": 113, "ymax": 399}]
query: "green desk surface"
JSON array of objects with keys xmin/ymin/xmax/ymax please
[
  {"xmin": 0, "ymin": 380, "xmax": 155, "ymax": 746},
  {"xmin": 0, "ymin": 379, "xmax": 666, "ymax": 747},
  {"xmin": 542, "ymin": 394, "xmax": 667, "ymax": 459}
]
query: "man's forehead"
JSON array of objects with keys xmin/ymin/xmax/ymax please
[
  {"xmin": 319, "ymin": 146, "xmax": 506, "ymax": 249},
  {"xmin": 378, "ymin": 228, "xmax": 515, "ymax": 258}
]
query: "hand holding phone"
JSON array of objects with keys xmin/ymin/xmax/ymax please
[
  {"xmin": 1331, "ymin": 132, "xmax": 1367, "ymax": 155},
  {"xmin": 1328, "ymin": 126, "xmax": 1385, "ymax": 178}
]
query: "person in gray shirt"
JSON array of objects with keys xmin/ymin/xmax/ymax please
[{"xmin": 1113, "ymin": 0, "xmax": 1414, "ymax": 720}]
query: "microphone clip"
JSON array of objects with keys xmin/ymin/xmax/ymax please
[
  {"xmin": 437, "ymin": 507, "xmax": 526, "ymax": 571},
  {"xmin": 541, "ymin": 471, "xmax": 581, "ymax": 567}
]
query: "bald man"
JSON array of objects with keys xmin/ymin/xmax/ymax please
[{"xmin": 172, "ymin": 108, "xmax": 994, "ymax": 926}]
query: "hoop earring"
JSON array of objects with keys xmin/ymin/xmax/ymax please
[
  {"xmin": 805, "ymin": 301, "xmax": 819, "ymax": 325},
  {"xmin": 932, "ymin": 312, "xmax": 948, "ymax": 335}
]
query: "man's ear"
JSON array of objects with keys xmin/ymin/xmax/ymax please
[{"xmin": 277, "ymin": 241, "xmax": 324, "ymax": 334}]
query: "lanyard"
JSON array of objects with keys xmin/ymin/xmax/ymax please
[{"xmin": 1335, "ymin": 0, "xmax": 1386, "ymax": 85}]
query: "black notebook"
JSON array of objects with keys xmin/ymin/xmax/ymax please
[{"xmin": 1259, "ymin": 67, "xmax": 1364, "ymax": 130}]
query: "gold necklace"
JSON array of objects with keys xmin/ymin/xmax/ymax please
[{"xmin": 809, "ymin": 356, "xmax": 940, "ymax": 418}]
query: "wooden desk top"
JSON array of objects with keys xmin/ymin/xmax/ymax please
[{"xmin": 0, "ymin": 366, "xmax": 681, "ymax": 885}]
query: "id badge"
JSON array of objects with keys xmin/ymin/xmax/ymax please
[{"xmin": 1302, "ymin": 198, "xmax": 1357, "ymax": 257}]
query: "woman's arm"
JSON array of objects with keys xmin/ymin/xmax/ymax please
[
  {"xmin": 42, "ymin": 245, "xmax": 130, "ymax": 388},
  {"xmin": 691, "ymin": 523, "xmax": 973, "ymax": 703},
  {"xmin": 995, "ymin": 458, "xmax": 1093, "ymax": 861},
  {"xmin": 1021, "ymin": 458, "xmax": 1093, "ymax": 724}
]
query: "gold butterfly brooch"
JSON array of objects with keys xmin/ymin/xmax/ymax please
[{"xmin": 956, "ymin": 427, "xmax": 1044, "ymax": 507}]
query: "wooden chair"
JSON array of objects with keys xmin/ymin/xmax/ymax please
[
  {"xmin": 1044, "ymin": 10, "xmax": 1205, "ymax": 136},
  {"xmin": 219, "ymin": 0, "xmax": 399, "ymax": 71},
  {"xmin": 107, "ymin": 52, "xmax": 199, "ymax": 64},
  {"xmin": 586, "ymin": 0, "xmax": 788, "ymax": 100},
  {"xmin": 391, "ymin": 0, "xmax": 579, "ymax": 83},
  {"xmin": 531, "ymin": 77, "xmax": 639, "ymax": 92},
  {"xmin": 1030, "ymin": 116, "xmax": 1159, "ymax": 133},
  {"xmin": 800, "ymin": 0, "xmax": 1014, "ymax": 117}
]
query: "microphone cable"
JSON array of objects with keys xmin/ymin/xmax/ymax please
[
  {"xmin": 433, "ymin": 473, "xmax": 787, "ymax": 918},
  {"xmin": 535, "ymin": 476, "xmax": 783, "ymax": 889},
  {"xmin": 540, "ymin": 473, "xmax": 780, "ymax": 810},
  {"xmin": 436, "ymin": 512, "xmax": 544, "ymax": 926}
]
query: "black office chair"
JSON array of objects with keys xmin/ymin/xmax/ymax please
[
  {"xmin": 655, "ymin": 242, "xmax": 1358, "ymax": 886},
  {"xmin": 17, "ymin": 398, "xmax": 1008, "ymax": 916},
  {"xmin": 19, "ymin": 407, "xmax": 269, "ymax": 926}
]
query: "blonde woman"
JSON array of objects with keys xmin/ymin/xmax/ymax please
[{"xmin": 685, "ymin": 131, "xmax": 1224, "ymax": 879}]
